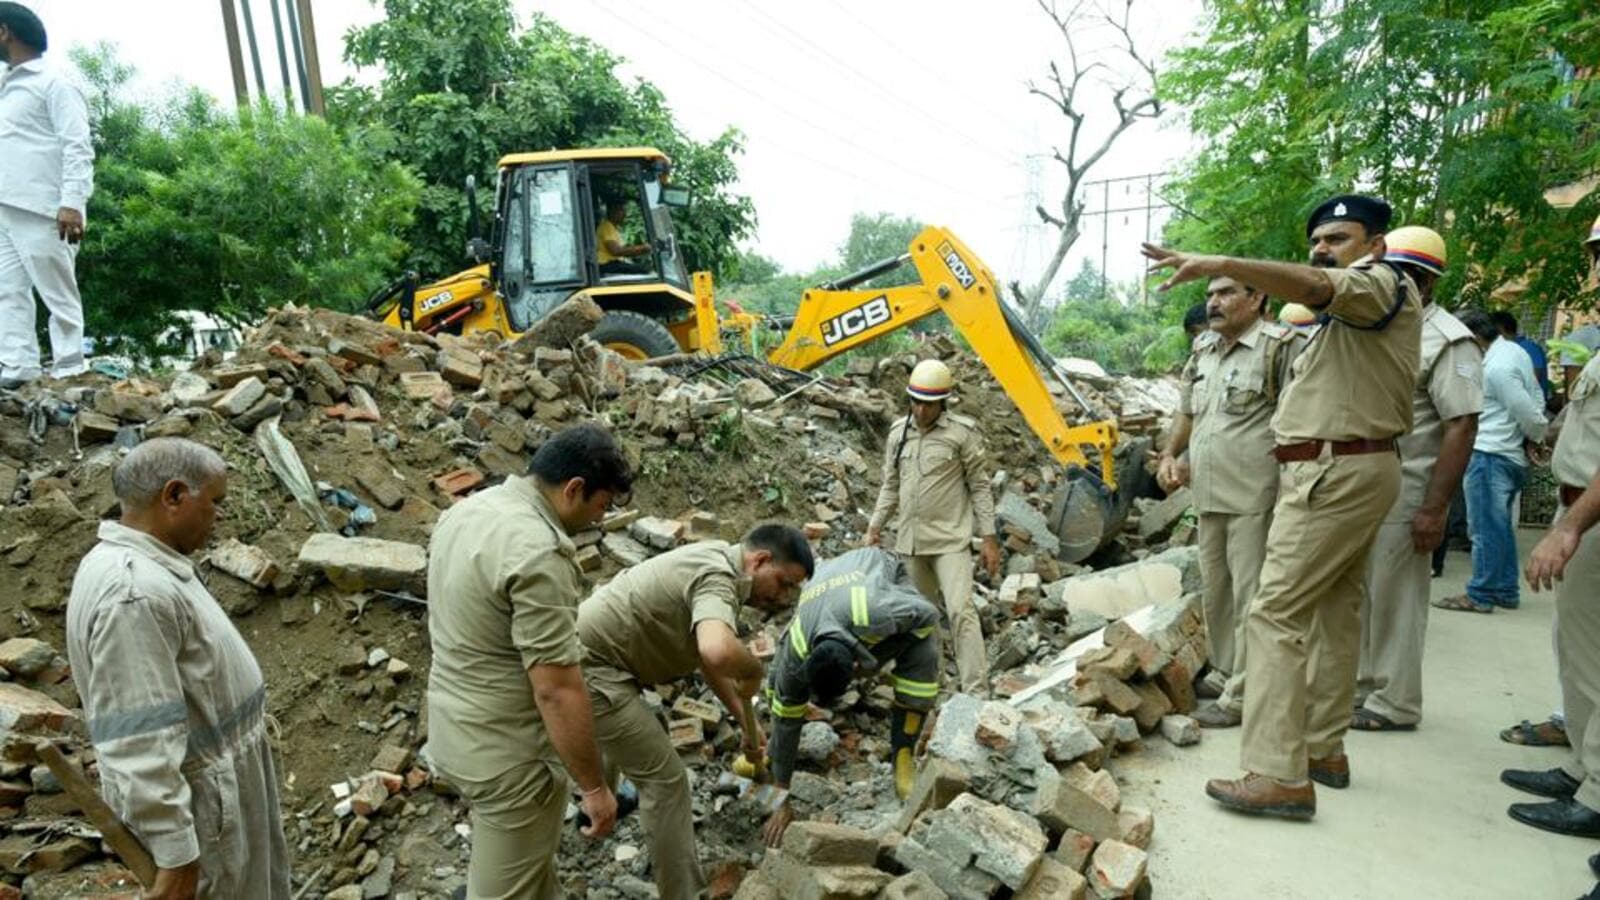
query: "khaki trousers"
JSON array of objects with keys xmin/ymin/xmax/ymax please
[
  {"xmin": 1555, "ymin": 522, "xmax": 1600, "ymax": 811},
  {"xmin": 1357, "ymin": 520, "xmax": 1431, "ymax": 725},
  {"xmin": 1197, "ymin": 510, "xmax": 1272, "ymax": 714},
  {"xmin": 1240, "ymin": 451, "xmax": 1399, "ymax": 782},
  {"xmin": 588, "ymin": 665, "xmax": 705, "ymax": 900},
  {"xmin": 451, "ymin": 759, "xmax": 568, "ymax": 900},
  {"xmin": 907, "ymin": 550, "xmax": 988, "ymax": 694}
]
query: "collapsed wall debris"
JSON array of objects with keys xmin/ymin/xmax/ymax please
[{"xmin": 0, "ymin": 303, "xmax": 1196, "ymax": 898}]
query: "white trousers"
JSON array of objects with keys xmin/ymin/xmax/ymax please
[{"xmin": 0, "ymin": 204, "xmax": 85, "ymax": 379}]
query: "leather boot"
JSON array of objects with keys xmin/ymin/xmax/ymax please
[
  {"xmin": 1310, "ymin": 754, "xmax": 1350, "ymax": 790},
  {"xmin": 1205, "ymin": 773, "xmax": 1315, "ymax": 821}
]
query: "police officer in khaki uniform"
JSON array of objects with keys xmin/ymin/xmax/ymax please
[
  {"xmin": 1353, "ymin": 227, "xmax": 1482, "ymax": 733},
  {"xmin": 427, "ymin": 424, "xmax": 633, "ymax": 899},
  {"xmin": 1159, "ymin": 276, "xmax": 1303, "ymax": 728},
  {"xmin": 866, "ymin": 358, "xmax": 1000, "ymax": 695},
  {"xmin": 1501, "ymin": 348, "xmax": 1600, "ymax": 837},
  {"xmin": 1145, "ymin": 193, "xmax": 1421, "ymax": 821},
  {"xmin": 575, "ymin": 526, "xmax": 814, "ymax": 899}
]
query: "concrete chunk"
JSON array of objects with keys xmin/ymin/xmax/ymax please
[
  {"xmin": 757, "ymin": 850, "xmax": 890, "ymax": 900},
  {"xmin": 1087, "ymin": 840, "xmax": 1146, "ymax": 899},
  {"xmin": 1017, "ymin": 856, "xmax": 1088, "ymax": 900},
  {"xmin": 1159, "ymin": 714, "xmax": 1201, "ymax": 747},
  {"xmin": 297, "ymin": 534, "xmax": 426, "ymax": 594},
  {"xmin": 882, "ymin": 870, "xmax": 950, "ymax": 900},
  {"xmin": 1033, "ymin": 769, "xmax": 1119, "ymax": 841},
  {"xmin": 212, "ymin": 377, "xmax": 265, "ymax": 417},
  {"xmin": 975, "ymin": 700, "xmax": 1023, "ymax": 751},
  {"xmin": 630, "ymin": 516, "xmax": 686, "ymax": 550},
  {"xmin": 0, "ymin": 683, "xmax": 76, "ymax": 733},
  {"xmin": 0, "ymin": 639, "xmax": 56, "ymax": 678},
  {"xmin": 207, "ymin": 539, "xmax": 281, "ymax": 589},
  {"xmin": 923, "ymin": 794, "xmax": 1048, "ymax": 890},
  {"xmin": 1052, "ymin": 828, "xmax": 1096, "ymax": 872},
  {"xmin": 1117, "ymin": 805, "xmax": 1154, "ymax": 850},
  {"xmin": 781, "ymin": 822, "xmax": 878, "ymax": 866},
  {"xmin": 896, "ymin": 757, "xmax": 971, "ymax": 832}
]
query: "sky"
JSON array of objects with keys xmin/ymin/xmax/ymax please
[{"xmin": 27, "ymin": 0, "xmax": 1205, "ymax": 300}]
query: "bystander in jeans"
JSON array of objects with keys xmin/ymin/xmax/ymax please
[{"xmin": 1435, "ymin": 310, "xmax": 1547, "ymax": 614}]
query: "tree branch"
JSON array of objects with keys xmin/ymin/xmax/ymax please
[{"xmin": 1018, "ymin": 0, "xmax": 1161, "ymax": 318}]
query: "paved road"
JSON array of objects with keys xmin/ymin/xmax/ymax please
[{"xmin": 1118, "ymin": 526, "xmax": 1595, "ymax": 899}]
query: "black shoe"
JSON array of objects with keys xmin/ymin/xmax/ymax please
[
  {"xmin": 1501, "ymin": 767, "xmax": 1581, "ymax": 799},
  {"xmin": 1508, "ymin": 798, "xmax": 1600, "ymax": 837},
  {"xmin": 1590, "ymin": 853, "xmax": 1600, "ymax": 880},
  {"xmin": 1584, "ymin": 882, "xmax": 1600, "ymax": 900}
]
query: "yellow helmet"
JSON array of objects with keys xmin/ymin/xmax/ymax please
[
  {"xmin": 907, "ymin": 359, "xmax": 954, "ymax": 402},
  {"xmin": 1278, "ymin": 303, "xmax": 1319, "ymax": 326},
  {"xmin": 1588, "ymin": 213, "xmax": 1600, "ymax": 245},
  {"xmin": 1383, "ymin": 225, "xmax": 1447, "ymax": 276}
]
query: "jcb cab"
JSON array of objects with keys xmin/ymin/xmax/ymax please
[{"xmin": 367, "ymin": 147, "xmax": 706, "ymax": 359}]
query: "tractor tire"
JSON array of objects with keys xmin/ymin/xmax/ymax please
[{"xmin": 592, "ymin": 311, "xmax": 678, "ymax": 360}]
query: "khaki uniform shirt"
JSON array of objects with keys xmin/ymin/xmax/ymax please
[
  {"xmin": 869, "ymin": 411, "xmax": 997, "ymax": 556},
  {"xmin": 577, "ymin": 541, "xmax": 750, "ymax": 686},
  {"xmin": 1273, "ymin": 257, "xmax": 1423, "ymax": 443},
  {"xmin": 66, "ymin": 523, "xmax": 289, "ymax": 896},
  {"xmin": 1554, "ymin": 356, "xmax": 1600, "ymax": 491},
  {"xmin": 1388, "ymin": 303, "xmax": 1483, "ymax": 523},
  {"xmin": 1180, "ymin": 319, "xmax": 1302, "ymax": 514},
  {"xmin": 426, "ymin": 478, "xmax": 584, "ymax": 782}
]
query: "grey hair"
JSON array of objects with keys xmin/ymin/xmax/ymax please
[{"xmin": 112, "ymin": 438, "xmax": 228, "ymax": 509}]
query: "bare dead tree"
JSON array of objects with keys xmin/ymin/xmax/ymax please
[{"xmin": 1013, "ymin": 0, "xmax": 1160, "ymax": 325}]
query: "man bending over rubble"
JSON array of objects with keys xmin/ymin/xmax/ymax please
[
  {"xmin": 427, "ymin": 423, "xmax": 632, "ymax": 899},
  {"xmin": 575, "ymin": 523, "xmax": 813, "ymax": 899},
  {"xmin": 66, "ymin": 437, "xmax": 290, "ymax": 898},
  {"xmin": 760, "ymin": 547, "xmax": 943, "ymax": 845}
]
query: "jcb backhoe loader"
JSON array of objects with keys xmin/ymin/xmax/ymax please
[{"xmin": 363, "ymin": 147, "xmax": 1146, "ymax": 561}]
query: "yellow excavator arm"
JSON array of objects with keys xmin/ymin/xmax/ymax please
[
  {"xmin": 760, "ymin": 227, "xmax": 1131, "ymax": 563},
  {"xmin": 766, "ymin": 226, "xmax": 1119, "ymax": 485}
]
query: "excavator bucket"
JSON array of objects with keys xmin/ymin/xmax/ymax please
[{"xmin": 1046, "ymin": 436, "xmax": 1154, "ymax": 564}]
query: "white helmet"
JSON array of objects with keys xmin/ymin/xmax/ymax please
[{"xmin": 906, "ymin": 359, "xmax": 953, "ymax": 402}]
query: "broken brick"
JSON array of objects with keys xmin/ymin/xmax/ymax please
[
  {"xmin": 207, "ymin": 539, "xmax": 280, "ymax": 589},
  {"xmin": 432, "ymin": 467, "xmax": 485, "ymax": 497}
]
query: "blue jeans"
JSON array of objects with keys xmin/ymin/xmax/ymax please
[{"xmin": 1465, "ymin": 450, "xmax": 1526, "ymax": 607}]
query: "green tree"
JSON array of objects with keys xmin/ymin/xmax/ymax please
[
  {"xmin": 1161, "ymin": 0, "xmax": 1600, "ymax": 313},
  {"xmin": 838, "ymin": 212, "xmax": 922, "ymax": 288},
  {"xmin": 71, "ymin": 45, "xmax": 419, "ymax": 359},
  {"xmin": 334, "ymin": 0, "xmax": 755, "ymax": 280}
]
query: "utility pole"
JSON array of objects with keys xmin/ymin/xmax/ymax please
[
  {"xmin": 1078, "ymin": 172, "xmax": 1174, "ymax": 306},
  {"xmin": 266, "ymin": 0, "xmax": 295, "ymax": 105},
  {"xmin": 218, "ymin": 0, "xmax": 249, "ymax": 107},
  {"xmin": 237, "ymin": 0, "xmax": 269, "ymax": 101},
  {"xmin": 283, "ymin": 0, "xmax": 312, "ymax": 113},
  {"xmin": 294, "ymin": 0, "xmax": 327, "ymax": 116}
]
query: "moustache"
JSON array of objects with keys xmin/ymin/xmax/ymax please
[{"xmin": 1310, "ymin": 254, "xmax": 1337, "ymax": 268}]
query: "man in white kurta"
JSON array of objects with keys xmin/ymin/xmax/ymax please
[{"xmin": 66, "ymin": 438, "xmax": 289, "ymax": 898}]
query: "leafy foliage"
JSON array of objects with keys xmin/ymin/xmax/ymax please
[
  {"xmin": 333, "ymin": 0, "xmax": 755, "ymax": 280},
  {"xmin": 1160, "ymin": 0, "xmax": 1600, "ymax": 315},
  {"xmin": 1039, "ymin": 259, "xmax": 1193, "ymax": 375},
  {"xmin": 72, "ymin": 45, "xmax": 419, "ymax": 359}
]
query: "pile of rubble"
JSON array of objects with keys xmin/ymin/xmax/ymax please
[{"xmin": 0, "ymin": 298, "xmax": 1198, "ymax": 898}]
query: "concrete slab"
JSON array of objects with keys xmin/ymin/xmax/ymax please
[{"xmin": 1112, "ymin": 527, "xmax": 1594, "ymax": 899}]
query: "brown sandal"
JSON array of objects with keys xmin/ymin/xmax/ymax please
[
  {"xmin": 1432, "ymin": 594, "xmax": 1494, "ymax": 614},
  {"xmin": 1501, "ymin": 717, "xmax": 1570, "ymax": 747}
]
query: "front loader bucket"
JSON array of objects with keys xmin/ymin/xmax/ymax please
[{"xmin": 1047, "ymin": 436, "xmax": 1154, "ymax": 564}]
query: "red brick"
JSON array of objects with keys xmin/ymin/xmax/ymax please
[{"xmin": 433, "ymin": 468, "xmax": 485, "ymax": 496}]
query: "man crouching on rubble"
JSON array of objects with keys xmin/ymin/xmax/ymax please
[
  {"xmin": 575, "ymin": 523, "xmax": 813, "ymax": 899},
  {"xmin": 760, "ymin": 547, "xmax": 943, "ymax": 845},
  {"xmin": 66, "ymin": 438, "xmax": 290, "ymax": 898}
]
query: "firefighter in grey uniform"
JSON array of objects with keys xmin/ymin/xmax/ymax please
[{"xmin": 759, "ymin": 548, "xmax": 941, "ymax": 845}]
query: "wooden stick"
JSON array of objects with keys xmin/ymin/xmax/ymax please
[{"xmin": 35, "ymin": 741, "xmax": 158, "ymax": 887}]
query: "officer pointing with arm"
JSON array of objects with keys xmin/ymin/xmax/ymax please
[{"xmin": 1144, "ymin": 194, "xmax": 1422, "ymax": 822}]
